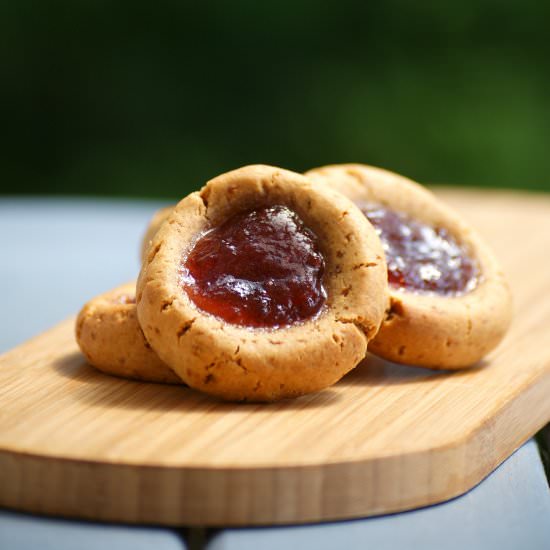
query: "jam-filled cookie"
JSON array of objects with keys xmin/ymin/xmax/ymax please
[
  {"xmin": 306, "ymin": 163, "xmax": 513, "ymax": 369},
  {"xmin": 141, "ymin": 206, "xmax": 173, "ymax": 261},
  {"xmin": 137, "ymin": 164, "xmax": 388, "ymax": 401},
  {"xmin": 76, "ymin": 283, "xmax": 182, "ymax": 384}
]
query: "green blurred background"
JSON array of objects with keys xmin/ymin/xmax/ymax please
[{"xmin": 2, "ymin": 1, "xmax": 549, "ymax": 199}]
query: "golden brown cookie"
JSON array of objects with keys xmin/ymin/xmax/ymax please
[
  {"xmin": 141, "ymin": 206, "xmax": 174, "ymax": 261},
  {"xmin": 306, "ymin": 163, "xmax": 513, "ymax": 369},
  {"xmin": 137, "ymin": 164, "xmax": 388, "ymax": 401},
  {"xmin": 76, "ymin": 283, "xmax": 182, "ymax": 384}
]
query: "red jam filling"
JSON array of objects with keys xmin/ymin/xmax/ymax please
[
  {"xmin": 359, "ymin": 203, "xmax": 479, "ymax": 294},
  {"xmin": 180, "ymin": 205, "xmax": 327, "ymax": 328}
]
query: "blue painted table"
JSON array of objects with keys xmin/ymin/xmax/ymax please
[{"xmin": 1, "ymin": 198, "xmax": 549, "ymax": 549}]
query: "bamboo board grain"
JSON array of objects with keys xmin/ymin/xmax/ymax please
[{"xmin": 1, "ymin": 189, "xmax": 550, "ymax": 527}]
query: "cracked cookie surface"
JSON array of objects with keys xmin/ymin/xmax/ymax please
[
  {"xmin": 137, "ymin": 164, "xmax": 388, "ymax": 401},
  {"xmin": 141, "ymin": 206, "xmax": 173, "ymax": 261},
  {"xmin": 76, "ymin": 283, "xmax": 182, "ymax": 384},
  {"xmin": 307, "ymin": 163, "xmax": 513, "ymax": 369}
]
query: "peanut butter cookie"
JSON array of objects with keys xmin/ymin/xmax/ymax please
[
  {"xmin": 307, "ymin": 163, "xmax": 513, "ymax": 369},
  {"xmin": 76, "ymin": 283, "xmax": 182, "ymax": 384},
  {"xmin": 137, "ymin": 164, "xmax": 388, "ymax": 401}
]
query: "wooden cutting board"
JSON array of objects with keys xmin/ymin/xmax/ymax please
[{"xmin": 1, "ymin": 189, "xmax": 550, "ymax": 527}]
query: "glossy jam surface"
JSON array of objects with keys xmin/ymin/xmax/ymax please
[
  {"xmin": 360, "ymin": 203, "xmax": 479, "ymax": 294},
  {"xmin": 180, "ymin": 205, "xmax": 327, "ymax": 328}
]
